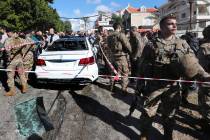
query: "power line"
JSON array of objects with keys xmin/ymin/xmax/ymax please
[
  {"xmin": 177, "ymin": 19, "xmax": 210, "ymax": 25},
  {"xmin": 60, "ymin": 14, "xmax": 99, "ymax": 20}
]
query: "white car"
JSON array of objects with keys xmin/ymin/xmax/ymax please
[{"xmin": 35, "ymin": 36, "xmax": 98, "ymax": 84}]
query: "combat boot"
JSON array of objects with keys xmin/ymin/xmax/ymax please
[
  {"xmin": 139, "ymin": 135, "xmax": 147, "ymax": 140},
  {"xmin": 110, "ymin": 79, "xmax": 115, "ymax": 92},
  {"xmin": 200, "ymin": 119, "xmax": 210, "ymax": 136},
  {"xmin": 4, "ymin": 88, "xmax": 16, "ymax": 96},
  {"xmin": 21, "ymin": 84, "xmax": 28, "ymax": 93},
  {"xmin": 163, "ymin": 116, "xmax": 174, "ymax": 140},
  {"xmin": 121, "ymin": 89, "xmax": 128, "ymax": 96},
  {"xmin": 139, "ymin": 110, "xmax": 151, "ymax": 140}
]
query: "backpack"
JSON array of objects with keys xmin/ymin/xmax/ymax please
[{"xmin": 107, "ymin": 32, "xmax": 122, "ymax": 52}]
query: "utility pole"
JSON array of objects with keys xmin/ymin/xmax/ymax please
[
  {"xmin": 82, "ymin": 17, "xmax": 89, "ymax": 32},
  {"xmin": 189, "ymin": 0, "xmax": 193, "ymax": 30}
]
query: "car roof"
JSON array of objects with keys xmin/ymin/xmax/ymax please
[{"xmin": 55, "ymin": 36, "xmax": 87, "ymax": 42}]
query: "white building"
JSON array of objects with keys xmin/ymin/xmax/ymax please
[
  {"xmin": 159, "ymin": 0, "xmax": 210, "ymax": 37},
  {"xmin": 122, "ymin": 4, "xmax": 158, "ymax": 30},
  {"xmin": 79, "ymin": 20, "xmax": 85, "ymax": 31},
  {"xmin": 95, "ymin": 11, "xmax": 113, "ymax": 30}
]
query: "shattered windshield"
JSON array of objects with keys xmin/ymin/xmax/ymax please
[{"xmin": 47, "ymin": 40, "xmax": 88, "ymax": 51}]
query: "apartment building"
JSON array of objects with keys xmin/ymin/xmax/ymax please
[
  {"xmin": 122, "ymin": 4, "xmax": 158, "ymax": 30},
  {"xmin": 159, "ymin": 0, "xmax": 210, "ymax": 37},
  {"xmin": 95, "ymin": 11, "xmax": 113, "ymax": 30}
]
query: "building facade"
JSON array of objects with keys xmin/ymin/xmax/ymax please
[
  {"xmin": 95, "ymin": 11, "xmax": 113, "ymax": 30},
  {"xmin": 122, "ymin": 4, "xmax": 158, "ymax": 30},
  {"xmin": 159, "ymin": 0, "xmax": 210, "ymax": 37}
]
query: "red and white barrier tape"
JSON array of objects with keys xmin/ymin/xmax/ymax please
[
  {"xmin": 98, "ymin": 44, "xmax": 120, "ymax": 81},
  {"xmin": 99, "ymin": 75, "xmax": 208, "ymax": 84},
  {"xmin": 0, "ymin": 42, "xmax": 208, "ymax": 84},
  {"xmin": 1, "ymin": 40, "xmax": 43, "ymax": 51},
  {"xmin": 0, "ymin": 68, "xmax": 209, "ymax": 85}
]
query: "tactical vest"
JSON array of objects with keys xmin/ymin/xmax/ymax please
[
  {"xmin": 149, "ymin": 38, "xmax": 184, "ymax": 79},
  {"xmin": 6, "ymin": 37, "xmax": 24, "ymax": 61},
  {"xmin": 108, "ymin": 32, "xmax": 123, "ymax": 53}
]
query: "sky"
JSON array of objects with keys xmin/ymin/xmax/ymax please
[{"xmin": 51, "ymin": 0, "xmax": 167, "ymax": 31}]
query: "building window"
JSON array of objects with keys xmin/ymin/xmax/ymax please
[
  {"xmin": 198, "ymin": 5, "xmax": 209, "ymax": 15},
  {"xmin": 181, "ymin": 13, "xmax": 186, "ymax": 18},
  {"xmin": 199, "ymin": 21, "xmax": 206, "ymax": 28},
  {"xmin": 177, "ymin": 25, "xmax": 181, "ymax": 30},
  {"xmin": 144, "ymin": 18, "xmax": 152, "ymax": 25}
]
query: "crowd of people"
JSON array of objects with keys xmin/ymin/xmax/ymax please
[
  {"xmin": 0, "ymin": 13, "xmax": 210, "ymax": 139},
  {"xmin": 95, "ymin": 15, "xmax": 210, "ymax": 139},
  {"xmin": 0, "ymin": 27, "xmax": 102, "ymax": 95}
]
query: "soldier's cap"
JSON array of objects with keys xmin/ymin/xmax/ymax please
[
  {"xmin": 160, "ymin": 13, "xmax": 176, "ymax": 23},
  {"xmin": 0, "ymin": 25, "xmax": 6, "ymax": 30},
  {"xmin": 131, "ymin": 26, "xmax": 137, "ymax": 31},
  {"xmin": 24, "ymin": 29, "xmax": 33, "ymax": 35},
  {"xmin": 6, "ymin": 28, "xmax": 14, "ymax": 33}
]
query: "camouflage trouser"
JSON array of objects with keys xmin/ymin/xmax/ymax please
[
  {"xmin": 198, "ymin": 86, "xmax": 210, "ymax": 125},
  {"xmin": 142, "ymin": 84, "xmax": 181, "ymax": 117},
  {"xmin": 23, "ymin": 53, "xmax": 34, "ymax": 80},
  {"xmin": 130, "ymin": 57, "xmax": 141, "ymax": 78},
  {"xmin": 140, "ymin": 83, "xmax": 181, "ymax": 136},
  {"xmin": 7, "ymin": 58, "xmax": 27, "ymax": 89},
  {"xmin": 114, "ymin": 56, "xmax": 129, "ymax": 91}
]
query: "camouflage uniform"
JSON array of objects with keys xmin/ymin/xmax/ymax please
[
  {"xmin": 129, "ymin": 31, "xmax": 142, "ymax": 80},
  {"xmin": 197, "ymin": 41, "xmax": 210, "ymax": 130},
  {"xmin": 139, "ymin": 35, "xmax": 208, "ymax": 139},
  {"xmin": 22, "ymin": 37, "xmax": 35, "ymax": 80},
  {"xmin": 4, "ymin": 37, "xmax": 27, "ymax": 95},
  {"xmin": 94, "ymin": 33, "xmax": 104, "ymax": 63},
  {"xmin": 107, "ymin": 31, "xmax": 132, "ymax": 93}
]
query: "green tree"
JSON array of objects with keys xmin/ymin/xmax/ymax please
[
  {"xmin": 63, "ymin": 20, "xmax": 72, "ymax": 32},
  {"xmin": 0, "ymin": 0, "xmax": 67, "ymax": 32},
  {"xmin": 111, "ymin": 14, "xmax": 123, "ymax": 25},
  {"xmin": 45, "ymin": 0, "xmax": 54, "ymax": 3}
]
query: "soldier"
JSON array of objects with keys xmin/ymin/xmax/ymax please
[
  {"xmin": 4, "ymin": 30, "xmax": 27, "ymax": 96},
  {"xmin": 22, "ymin": 31, "xmax": 36, "ymax": 80},
  {"xmin": 140, "ymin": 31, "xmax": 148, "ymax": 48},
  {"xmin": 129, "ymin": 26, "xmax": 142, "ymax": 83},
  {"xmin": 107, "ymin": 23, "xmax": 132, "ymax": 94},
  {"xmin": 197, "ymin": 25, "xmax": 210, "ymax": 134},
  {"xmin": 101, "ymin": 29, "xmax": 113, "ymax": 74},
  {"xmin": 138, "ymin": 14, "xmax": 209, "ymax": 140},
  {"xmin": 94, "ymin": 26, "xmax": 105, "ymax": 64},
  {"xmin": 94, "ymin": 26, "xmax": 104, "ymax": 45}
]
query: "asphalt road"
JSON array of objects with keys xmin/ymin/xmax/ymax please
[{"xmin": 0, "ymin": 76, "xmax": 208, "ymax": 140}]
